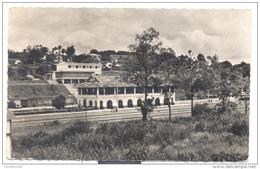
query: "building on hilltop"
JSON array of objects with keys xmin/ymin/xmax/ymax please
[
  {"xmin": 76, "ymin": 75, "xmax": 175, "ymax": 109},
  {"xmin": 52, "ymin": 62, "xmax": 102, "ymax": 84}
]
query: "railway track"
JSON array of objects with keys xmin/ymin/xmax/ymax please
[{"xmin": 11, "ymin": 102, "xmax": 247, "ymax": 127}]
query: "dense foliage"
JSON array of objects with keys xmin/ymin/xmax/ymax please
[{"xmin": 12, "ymin": 104, "xmax": 248, "ymax": 161}]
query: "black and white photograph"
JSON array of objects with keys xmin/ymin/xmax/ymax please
[{"xmin": 1, "ymin": 1, "xmax": 258, "ymax": 167}]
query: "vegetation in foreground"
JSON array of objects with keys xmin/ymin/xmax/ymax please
[{"xmin": 12, "ymin": 104, "xmax": 249, "ymax": 161}]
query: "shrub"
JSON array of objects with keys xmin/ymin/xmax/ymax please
[
  {"xmin": 52, "ymin": 95, "xmax": 66, "ymax": 109},
  {"xmin": 124, "ymin": 143, "xmax": 151, "ymax": 160},
  {"xmin": 195, "ymin": 121, "xmax": 206, "ymax": 132},
  {"xmin": 50, "ymin": 120, "xmax": 60, "ymax": 126},
  {"xmin": 230, "ymin": 120, "xmax": 249, "ymax": 136},
  {"xmin": 193, "ymin": 103, "xmax": 211, "ymax": 117},
  {"xmin": 177, "ymin": 151, "xmax": 197, "ymax": 161},
  {"xmin": 33, "ymin": 130, "xmax": 49, "ymax": 138},
  {"xmin": 210, "ymin": 152, "xmax": 248, "ymax": 161},
  {"xmin": 215, "ymin": 102, "xmax": 238, "ymax": 114}
]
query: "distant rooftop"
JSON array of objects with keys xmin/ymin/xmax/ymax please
[
  {"xmin": 8, "ymin": 80, "xmax": 73, "ymax": 99},
  {"xmin": 77, "ymin": 75, "xmax": 136, "ymax": 88}
]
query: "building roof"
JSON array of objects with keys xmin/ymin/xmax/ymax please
[
  {"xmin": 8, "ymin": 80, "xmax": 73, "ymax": 100},
  {"xmin": 77, "ymin": 75, "xmax": 136, "ymax": 88},
  {"xmin": 57, "ymin": 61, "xmax": 101, "ymax": 66}
]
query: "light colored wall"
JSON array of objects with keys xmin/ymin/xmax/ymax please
[
  {"xmin": 77, "ymin": 93, "xmax": 175, "ymax": 108},
  {"xmin": 56, "ymin": 62, "xmax": 102, "ymax": 74}
]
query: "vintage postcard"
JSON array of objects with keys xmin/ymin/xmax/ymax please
[{"xmin": 1, "ymin": 1, "xmax": 258, "ymax": 168}]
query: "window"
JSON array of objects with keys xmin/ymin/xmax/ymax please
[
  {"xmin": 118, "ymin": 87, "xmax": 125, "ymax": 94},
  {"xmin": 72, "ymin": 79, "xmax": 78, "ymax": 84},
  {"xmin": 76, "ymin": 66, "xmax": 78, "ymax": 68},
  {"xmin": 87, "ymin": 88, "xmax": 94, "ymax": 95},
  {"xmin": 107, "ymin": 100, "xmax": 113, "ymax": 109},
  {"xmin": 137, "ymin": 99, "xmax": 142, "ymax": 107},
  {"xmin": 68, "ymin": 65, "xmax": 71, "ymax": 68},
  {"xmin": 146, "ymin": 87, "xmax": 153, "ymax": 93},
  {"xmin": 95, "ymin": 66, "xmax": 98, "ymax": 69},
  {"xmin": 79, "ymin": 79, "xmax": 86, "ymax": 83},
  {"xmin": 136, "ymin": 87, "xmax": 144, "ymax": 93},
  {"xmin": 118, "ymin": 100, "xmax": 124, "ymax": 108},
  {"xmin": 105, "ymin": 87, "xmax": 114, "ymax": 95},
  {"xmin": 82, "ymin": 88, "xmax": 87, "ymax": 95},
  {"xmin": 89, "ymin": 101, "xmax": 93, "ymax": 107},
  {"xmin": 99, "ymin": 88, "xmax": 104, "ymax": 95},
  {"xmin": 90, "ymin": 66, "xmax": 92, "ymax": 69},
  {"xmin": 83, "ymin": 66, "xmax": 85, "ymax": 68},
  {"xmin": 127, "ymin": 99, "xmax": 133, "ymax": 107},
  {"xmin": 64, "ymin": 79, "xmax": 71, "ymax": 84},
  {"xmin": 100, "ymin": 101, "xmax": 104, "ymax": 109},
  {"xmin": 126, "ymin": 87, "xmax": 134, "ymax": 94},
  {"xmin": 154, "ymin": 87, "xmax": 161, "ymax": 93}
]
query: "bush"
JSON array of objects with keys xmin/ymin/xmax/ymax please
[
  {"xmin": 33, "ymin": 130, "xmax": 49, "ymax": 138},
  {"xmin": 50, "ymin": 120, "xmax": 60, "ymax": 126},
  {"xmin": 124, "ymin": 143, "xmax": 151, "ymax": 160},
  {"xmin": 210, "ymin": 152, "xmax": 248, "ymax": 161},
  {"xmin": 230, "ymin": 120, "xmax": 249, "ymax": 136},
  {"xmin": 52, "ymin": 95, "xmax": 66, "ymax": 109},
  {"xmin": 195, "ymin": 121, "xmax": 206, "ymax": 132},
  {"xmin": 215, "ymin": 102, "xmax": 238, "ymax": 114},
  {"xmin": 12, "ymin": 110, "xmax": 249, "ymax": 161},
  {"xmin": 193, "ymin": 103, "xmax": 211, "ymax": 117}
]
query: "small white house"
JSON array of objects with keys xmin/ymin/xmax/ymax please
[{"xmin": 14, "ymin": 59, "xmax": 21, "ymax": 65}]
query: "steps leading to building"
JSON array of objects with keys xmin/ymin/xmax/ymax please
[{"xmin": 64, "ymin": 84, "xmax": 79, "ymax": 97}]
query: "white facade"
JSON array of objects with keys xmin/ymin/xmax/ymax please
[
  {"xmin": 56, "ymin": 62, "xmax": 102, "ymax": 74},
  {"xmin": 77, "ymin": 86, "xmax": 175, "ymax": 109},
  {"xmin": 53, "ymin": 62, "xmax": 102, "ymax": 84}
]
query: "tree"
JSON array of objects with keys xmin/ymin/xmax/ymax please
[
  {"xmin": 157, "ymin": 48, "xmax": 178, "ymax": 120},
  {"xmin": 66, "ymin": 46, "xmax": 75, "ymax": 62},
  {"xmin": 123, "ymin": 27, "xmax": 162, "ymax": 120},
  {"xmin": 90, "ymin": 49, "xmax": 98, "ymax": 54},
  {"xmin": 72, "ymin": 54, "xmax": 99, "ymax": 63},
  {"xmin": 36, "ymin": 63, "xmax": 51, "ymax": 77},
  {"xmin": 52, "ymin": 95, "xmax": 66, "ymax": 109},
  {"xmin": 176, "ymin": 54, "xmax": 216, "ymax": 116},
  {"xmin": 213, "ymin": 60, "xmax": 247, "ymax": 105},
  {"xmin": 23, "ymin": 45, "xmax": 49, "ymax": 66}
]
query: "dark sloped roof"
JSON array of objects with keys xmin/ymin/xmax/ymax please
[
  {"xmin": 8, "ymin": 82, "xmax": 73, "ymax": 99},
  {"xmin": 77, "ymin": 75, "xmax": 136, "ymax": 88}
]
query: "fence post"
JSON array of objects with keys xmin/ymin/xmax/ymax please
[{"xmin": 6, "ymin": 111, "xmax": 13, "ymax": 159}]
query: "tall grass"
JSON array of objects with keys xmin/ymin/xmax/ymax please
[{"xmin": 12, "ymin": 104, "xmax": 249, "ymax": 161}]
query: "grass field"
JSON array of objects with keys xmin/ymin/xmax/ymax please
[{"xmin": 12, "ymin": 104, "xmax": 249, "ymax": 161}]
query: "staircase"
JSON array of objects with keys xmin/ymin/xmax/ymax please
[{"xmin": 64, "ymin": 84, "xmax": 79, "ymax": 97}]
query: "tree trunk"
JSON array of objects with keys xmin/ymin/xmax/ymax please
[
  {"xmin": 141, "ymin": 87, "xmax": 149, "ymax": 121},
  {"xmin": 191, "ymin": 96, "xmax": 194, "ymax": 116},
  {"xmin": 168, "ymin": 101, "xmax": 172, "ymax": 120},
  {"xmin": 245, "ymin": 100, "xmax": 248, "ymax": 114}
]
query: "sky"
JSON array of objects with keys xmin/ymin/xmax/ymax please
[{"xmin": 8, "ymin": 8, "xmax": 251, "ymax": 64}]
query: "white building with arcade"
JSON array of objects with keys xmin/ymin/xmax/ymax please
[{"xmin": 77, "ymin": 75, "xmax": 175, "ymax": 109}]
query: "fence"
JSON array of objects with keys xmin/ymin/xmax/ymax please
[
  {"xmin": 11, "ymin": 99, "xmax": 249, "ymax": 127},
  {"xmin": 11, "ymin": 101, "xmax": 217, "ymax": 127}
]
